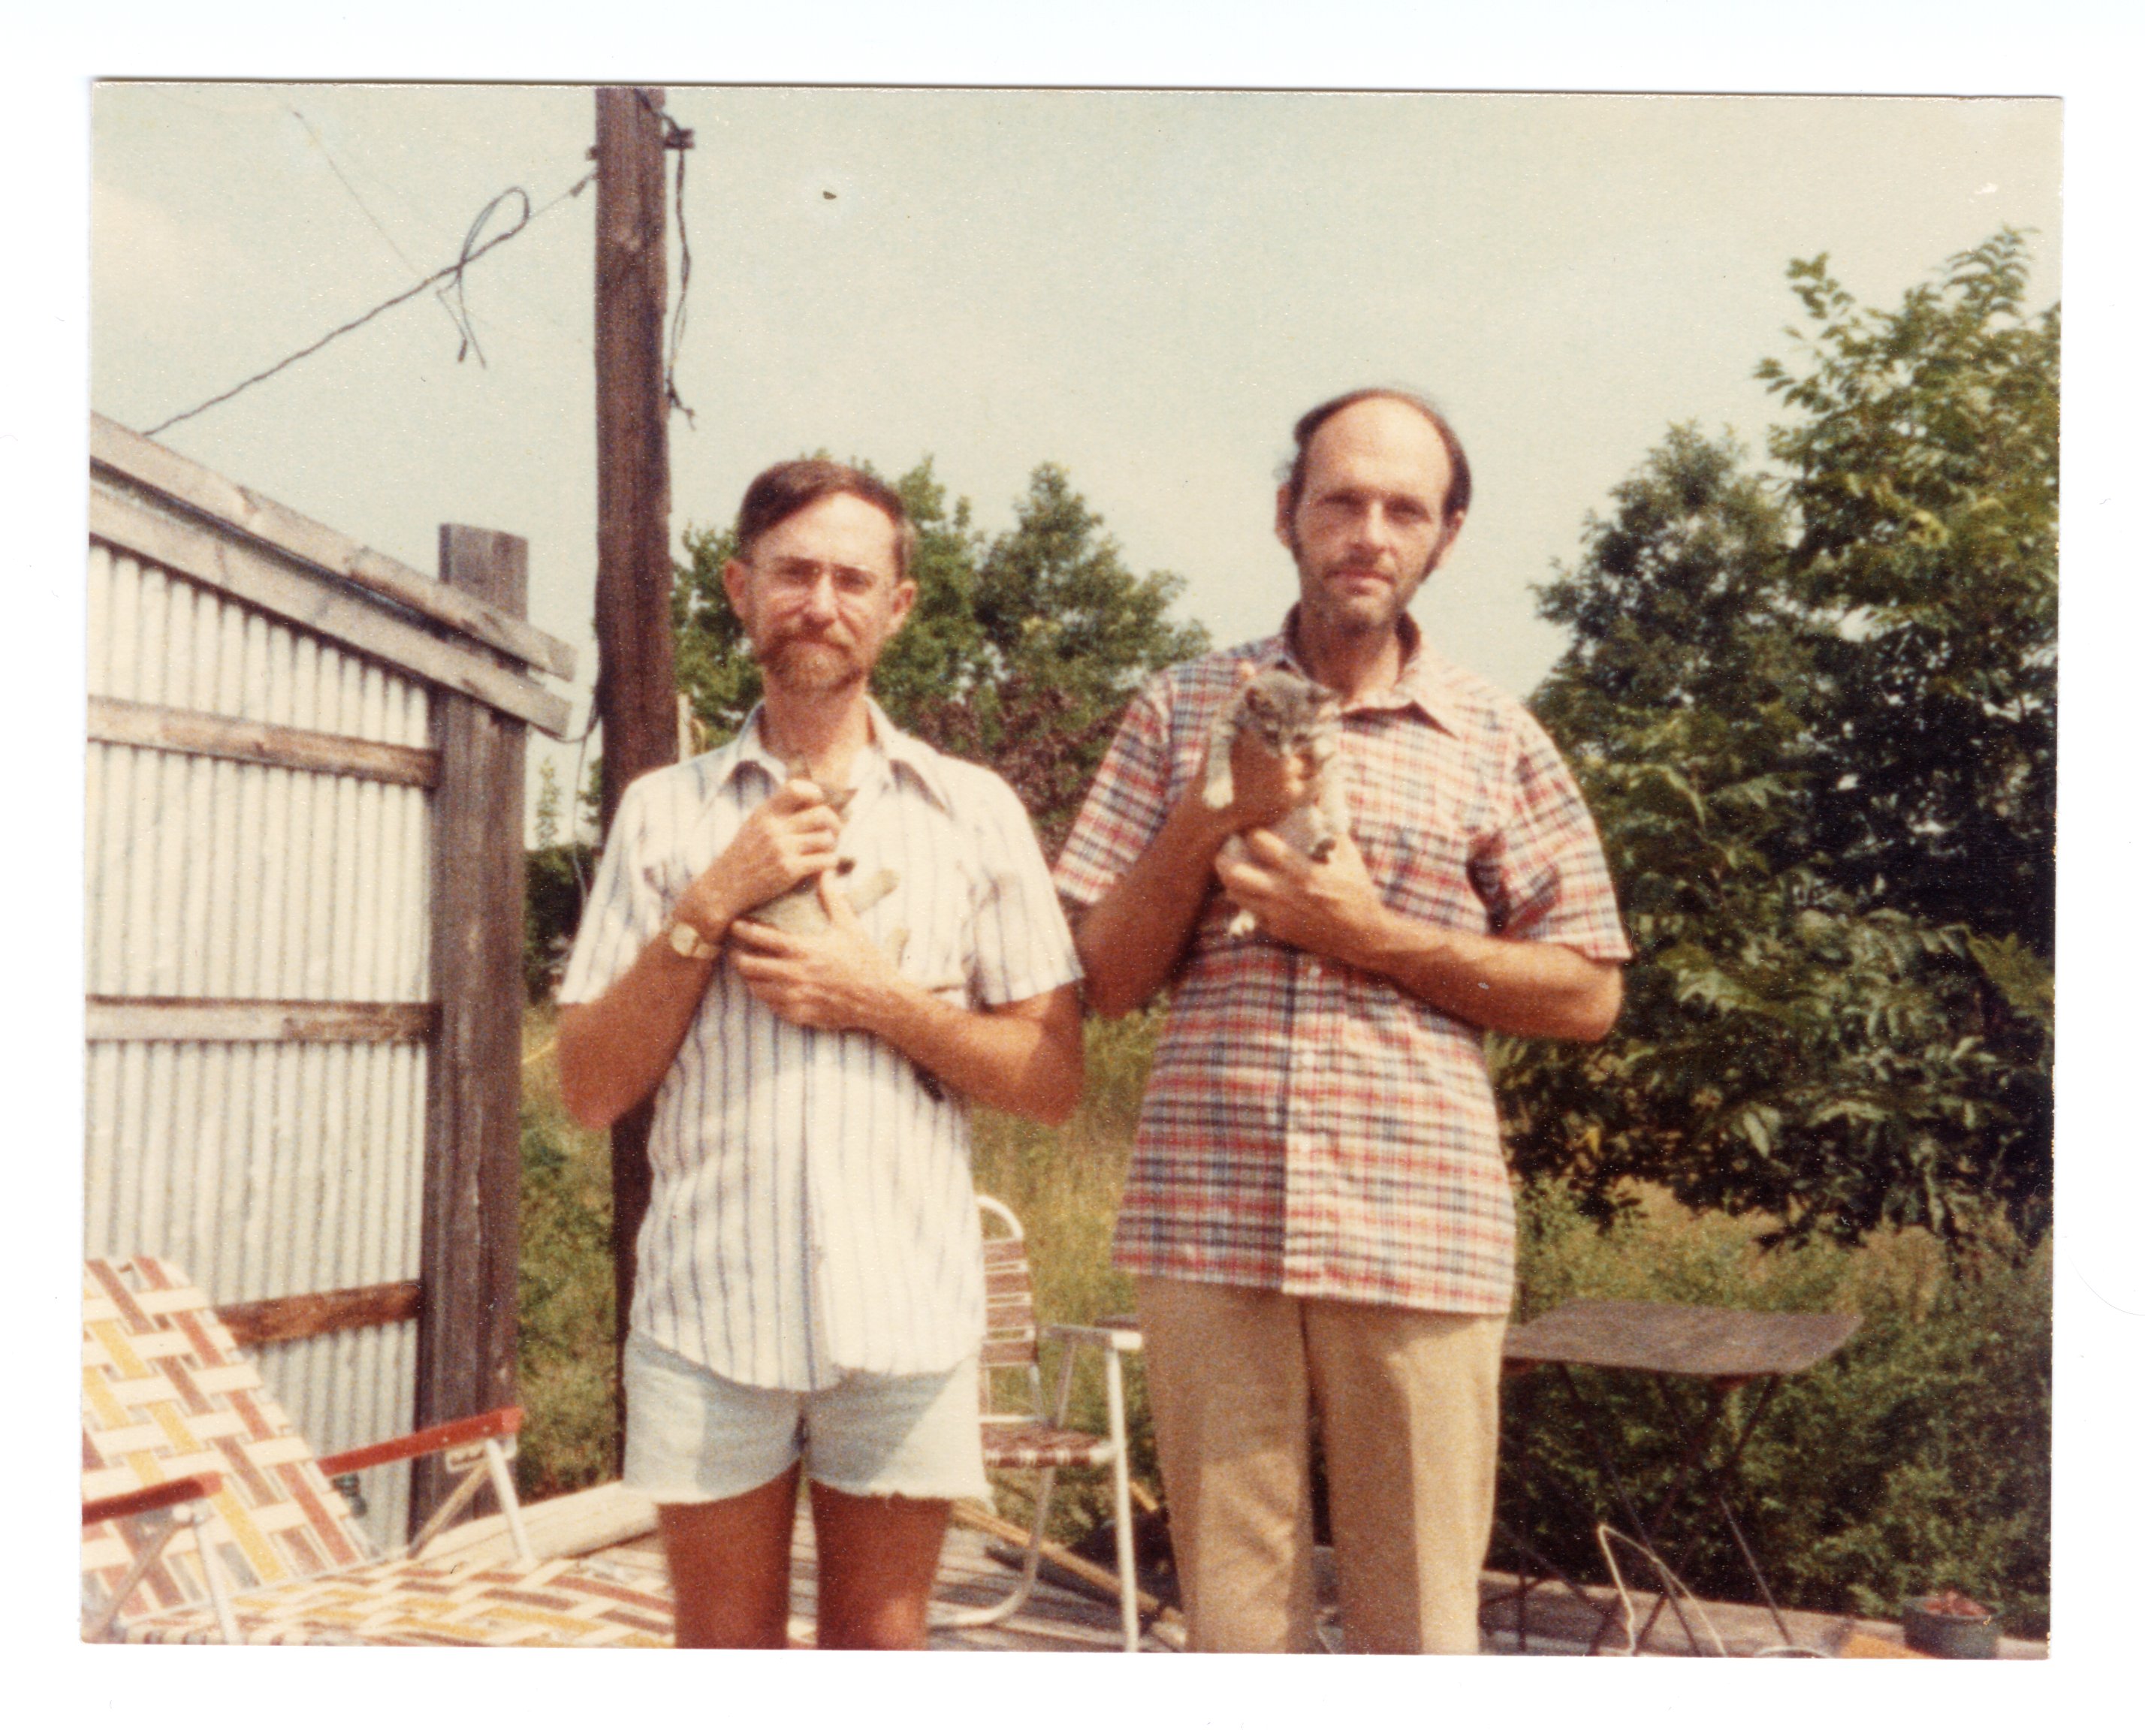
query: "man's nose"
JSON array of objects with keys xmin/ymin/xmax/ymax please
[
  {"xmin": 798, "ymin": 574, "xmax": 841, "ymax": 619},
  {"xmin": 1352, "ymin": 503, "xmax": 1395, "ymax": 548}
]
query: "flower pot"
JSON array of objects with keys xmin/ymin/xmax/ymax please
[{"xmin": 1900, "ymin": 1599, "xmax": 2000, "ymax": 1659}]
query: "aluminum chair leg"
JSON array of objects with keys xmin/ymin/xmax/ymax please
[
  {"xmin": 83, "ymin": 1496, "xmax": 239, "ymax": 1644},
  {"xmin": 196, "ymin": 1500, "xmax": 241, "ymax": 1643},
  {"xmin": 482, "ymin": 1436, "xmax": 536, "ymax": 1564},
  {"xmin": 935, "ymin": 1469, "xmax": 1058, "ymax": 1627},
  {"xmin": 1104, "ymin": 1349, "xmax": 1139, "ymax": 1653}
]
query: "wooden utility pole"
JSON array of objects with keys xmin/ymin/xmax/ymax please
[{"xmin": 593, "ymin": 86, "xmax": 676, "ymax": 1391}]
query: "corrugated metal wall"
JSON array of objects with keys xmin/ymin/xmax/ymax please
[{"xmin": 84, "ymin": 540, "xmax": 433, "ymax": 1548}]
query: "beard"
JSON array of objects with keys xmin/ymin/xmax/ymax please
[{"xmin": 758, "ymin": 631, "xmax": 867, "ymax": 695}]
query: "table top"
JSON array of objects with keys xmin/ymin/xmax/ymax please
[{"xmin": 1503, "ymin": 1299, "xmax": 1860, "ymax": 1379}]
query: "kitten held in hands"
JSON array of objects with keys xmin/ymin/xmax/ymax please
[
  {"xmin": 1202, "ymin": 668, "xmax": 1350, "ymax": 939},
  {"xmin": 743, "ymin": 767, "xmax": 899, "ymax": 938}
]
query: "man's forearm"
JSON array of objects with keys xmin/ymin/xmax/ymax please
[
  {"xmin": 1343, "ymin": 906, "xmax": 1622, "ymax": 1041},
  {"xmin": 557, "ymin": 939, "xmax": 722, "ymax": 1128},
  {"xmin": 859, "ymin": 982, "xmax": 1085, "ymax": 1125},
  {"xmin": 1072, "ymin": 796, "xmax": 1235, "ymax": 1017}
]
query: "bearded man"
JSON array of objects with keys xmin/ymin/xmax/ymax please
[{"xmin": 559, "ymin": 459, "xmax": 1082, "ymax": 1648}]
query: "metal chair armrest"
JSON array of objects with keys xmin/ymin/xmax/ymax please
[
  {"xmin": 315, "ymin": 1404, "xmax": 525, "ymax": 1475},
  {"xmin": 82, "ymin": 1473, "xmax": 237, "ymax": 1642},
  {"xmin": 82, "ymin": 1471, "xmax": 223, "ymax": 1528},
  {"xmin": 1042, "ymin": 1322, "xmax": 1144, "ymax": 1355}
]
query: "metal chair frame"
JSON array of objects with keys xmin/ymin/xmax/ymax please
[
  {"xmin": 934, "ymin": 1195, "xmax": 1144, "ymax": 1651},
  {"xmin": 81, "ymin": 1255, "xmax": 669, "ymax": 1646}
]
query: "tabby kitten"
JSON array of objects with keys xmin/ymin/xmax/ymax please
[
  {"xmin": 742, "ymin": 768, "xmax": 899, "ymax": 937},
  {"xmin": 1201, "ymin": 668, "xmax": 1349, "ymax": 939}
]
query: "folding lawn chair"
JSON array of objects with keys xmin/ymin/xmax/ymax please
[
  {"xmin": 81, "ymin": 1255, "xmax": 673, "ymax": 1645},
  {"xmin": 933, "ymin": 1196, "xmax": 1145, "ymax": 1652}
]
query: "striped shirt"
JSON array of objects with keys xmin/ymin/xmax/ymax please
[
  {"xmin": 1055, "ymin": 617, "xmax": 1630, "ymax": 1316},
  {"xmin": 560, "ymin": 703, "xmax": 1081, "ymax": 1391}
]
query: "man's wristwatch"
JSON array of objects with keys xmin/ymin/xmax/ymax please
[{"xmin": 669, "ymin": 920, "xmax": 720, "ymax": 961}]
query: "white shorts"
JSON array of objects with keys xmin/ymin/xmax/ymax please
[{"xmin": 621, "ymin": 1331, "xmax": 991, "ymax": 1505}]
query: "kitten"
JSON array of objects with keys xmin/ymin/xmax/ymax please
[
  {"xmin": 741, "ymin": 767, "xmax": 900, "ymax": 937},
  {"xmin": 1202, "ymin": 668, "xmax": 1349, "ymax": 939},
  {"xmin": 739, "ymin": 762, "xmax": 946, "ymax": 1099}
]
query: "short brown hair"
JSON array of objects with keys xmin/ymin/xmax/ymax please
[
  {"xmin": 1280, "ymin": 389, "xmax": 1472, "ymax": 526},
  {"xmin": 735, "ymin": 459, "xmax": 917, "ymax": 579}
]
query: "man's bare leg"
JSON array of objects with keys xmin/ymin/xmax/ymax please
[
  {"xmin": 659, "ymin": 1463, "xmax": 803, "ymax": 1648},
  {"xmin": 809, "ymin": 1483, "xmax": 952, "ymax": 1650}
]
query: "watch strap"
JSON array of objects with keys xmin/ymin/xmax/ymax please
[{"xmin": 669, "ymin": 921, "xmax": 720, "ymax": 961}]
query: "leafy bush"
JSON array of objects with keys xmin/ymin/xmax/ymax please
[{"xmin": 1501, "ymin": 1179, "xmax": 2050, "ymax": 1637}]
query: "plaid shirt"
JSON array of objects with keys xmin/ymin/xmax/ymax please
[{"xmin": 1055, "ymin": 616, "xmax": 1629, "ymax": 1315}]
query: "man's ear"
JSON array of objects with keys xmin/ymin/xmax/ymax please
[
  {"xmin": 885, "ymin": 576, "xmax": 919, "ymax": 636},
  {"xmin": 1430, "ymin": 510, "xmax": 1468, "ymax": 569},
  {"xmin": 722, "ymin": 559, "xmax": 750, "ymax": 619},
  {"xmin": 1274, "ymin": 486, "xmax": 1295, "ymax": 550}
]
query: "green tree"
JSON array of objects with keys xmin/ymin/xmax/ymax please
[
  {"xmin": 673, "ymin": 457, "xmax": 1206, "ymax": 851},
  {"xmin": 1760, "ymin": 229, "xmax": 2058, "ymax": 952},
  {"xmin": 1498, "ymin": 235, "xmax": 2056, "ymax": 1252}
]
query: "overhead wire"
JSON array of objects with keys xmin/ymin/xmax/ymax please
[
  {"xmin": 144, "ymin": 167, "xmax": 596, "ymax": 439},
  {"xmin": 288, "ymin": 105, "xmax": 473, "ymax": 354}
]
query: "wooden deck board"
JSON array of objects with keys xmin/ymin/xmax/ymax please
[{"xmin": 440, "ymin": 1484, "xmax": 2044, "ymax": 1656}]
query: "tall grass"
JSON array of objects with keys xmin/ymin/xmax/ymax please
[
  {"xmin": 516, "ymin": 1002, "xmax": 620, "ymax": 1500},
  {"xmin": 514, "ymin": 1003, "xmax": 2050, "ymax": 1634}
]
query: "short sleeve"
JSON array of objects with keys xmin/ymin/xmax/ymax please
[
  {"xmin": 1483, "ymin": 711, "xmax": 1631, "ymax": 963},
  {"xmin": 557, "ymin": 773, "xmax": 668, "ymax": 1004},
  {"xmin": 1053, "ymin": 678, "xmax": 1178, "ymax": 910},
  {"xmin": 964, "ymin": 770, "xmax": 1083, "ymax": 1008}
]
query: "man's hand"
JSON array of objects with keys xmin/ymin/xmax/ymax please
[
  {"xmin": 675, "ymin": 779, "xmax": 844, "ymax": 941},
  {"xmin": 729, "ymin": 880, "xmax": 904, "ymax": 1032},
  {"xmin": 1217, "ymin": 828, "xmax": 1388, "ymax": 966}
]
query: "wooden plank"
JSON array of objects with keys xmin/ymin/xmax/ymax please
[
  {"xmin": 422, "ymin": 1481, "xmax": 661, "ymax": 1569},
  {"xmin": 89, "ymin": 484, "xmax": 573, "ymax": 738},
  {"xmin": 949, "ymin": 1499, "xmax": 1175, "ymax": 1626},
  {"xmin": 217, "ymin": 1280, "xmax": 424, "ymax": 1348},
  {"xmin": 91, "ymin": 413, "xmax": 576, "ymax": 680},
  {"xmin": 87, "ymin": 695, "xmax": 440, "ymax": 788},
  {"xmin": 86, "ymin": 997, "xmax": 437, "ymax": 1044},
  {"xmin": 415, "ymin": 524, "xmax": 529, "ymax": 1537}
]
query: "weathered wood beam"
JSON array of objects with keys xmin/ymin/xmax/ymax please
[
  {"xmin": 216, "ymin": 1281, "xmax": 424, "ymax": 1348},
  {"xmin": 85, "ymin": 998, "xmax": 437, "ymax": 1044},
  {"xmin": 415, "ymin": 523, "xmax": 529, "ymax": 1536},
  {"xmin": 87, "ymin": 695, "xmax": 440, "ymax": 788},
  {"xmin": 90, "ymin": 483, "xmax": 572, "ymax": 738},
  {"xmin": 91, "ymin": 413, "xmax": 576, "ymax": 680}
]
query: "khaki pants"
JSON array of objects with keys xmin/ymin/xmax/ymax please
[{"xmin": 1137, "ymin": 1276, "xmax": 1506, "ymax": 1653}]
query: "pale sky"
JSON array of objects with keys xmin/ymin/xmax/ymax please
[
  {"xmin": 90, "ymin": 85, "xmax": 2062, "ymax": 819},
  {"xmin": 22, "ymin": 5, "xmax": 2142, "ymax": 1721}
]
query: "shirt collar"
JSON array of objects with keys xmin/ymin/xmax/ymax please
[
  {"xmin": 707, "ymin": 698, "xmax": 959, "ymax": 813},
  {"xmin": 1266, "ymin": 607, "xmax": 1464, "ymax": 734}
]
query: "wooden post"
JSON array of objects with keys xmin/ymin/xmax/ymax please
[
  {"xmin": 593, "ymin": 85, "xmax": 678, "ymax": 1397},
  {"xmin": 415, "ymin": 524, "xmax": 531, "ymax": 1535}
]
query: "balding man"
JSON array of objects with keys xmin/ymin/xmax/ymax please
[{"xmin": 1056, "ymin": 390, "xmax": 1629, "ymax": 1653}]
